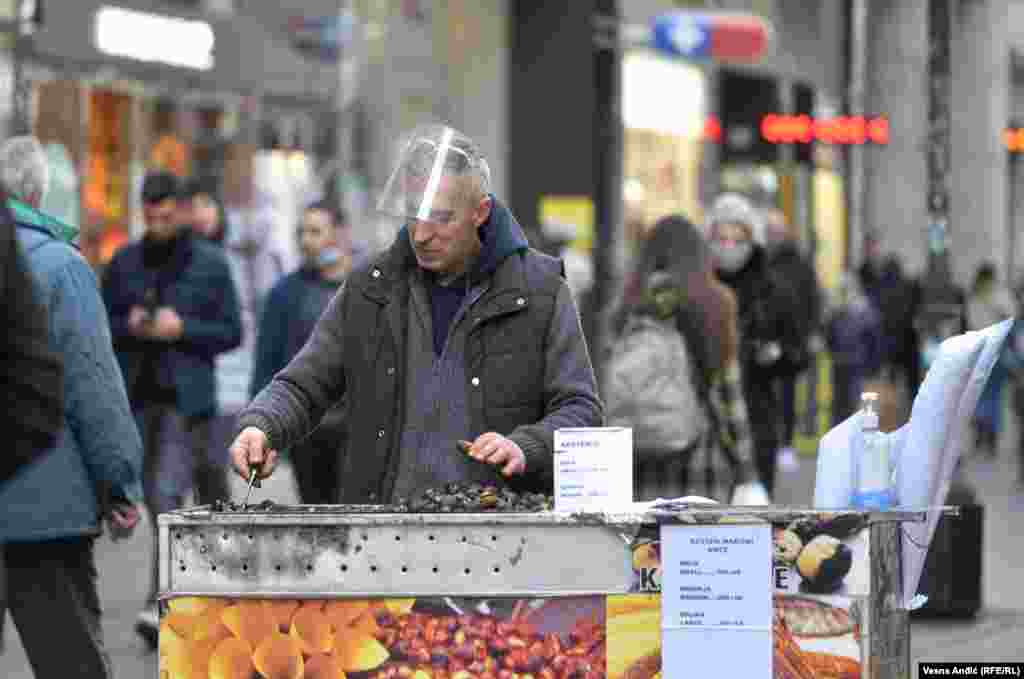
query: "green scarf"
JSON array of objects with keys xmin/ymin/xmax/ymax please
[{"xmin": 8, "ymin": 198, "xmax": 79, "ymax": 245}]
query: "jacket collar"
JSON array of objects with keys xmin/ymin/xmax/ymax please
[
  {"xmin": 9, "ymin": 199, "xmax": 78, "ymax": 246},
  {"xmin": 363, "ymin": 195, "xmax": 529, "ymax": 305}
]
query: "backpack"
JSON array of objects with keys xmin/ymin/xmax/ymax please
[{"xmin": 603, "ymin": 315, "xmax": 709, "ymax": 455}]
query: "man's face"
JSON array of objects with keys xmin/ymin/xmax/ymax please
[
  {"xmin": 298, "ymin": 208, "xmax": 336, "ymax": 263},
  {"xmin": 864, "ymin": 237, "xmax": 880, "ymax": 263},
  {"xmin": 712, "ymin": 221, "xmax": 753, "ymax": 247},
  {"xmin": 765, "ymin": 209, "xmax": 788, "ymax": 247},
  {"xmin": 143, "ymin": 198, "xmax": 180, "ymax": 241},
  {"xmin": 408, "ymin": 177, "xmax": 489, "ymax": 275},
  {"xmin": 191, "ymin": 193, "xmax": 219, "ymax": 232}
]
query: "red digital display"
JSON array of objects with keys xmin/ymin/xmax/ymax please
[
  {"xmin": 760, "ymin": 114, "xmax": 889, "ymax": 146},
  {"xmin": 701, "ymin": 115, "xmax": 890, "ymax": 146}
]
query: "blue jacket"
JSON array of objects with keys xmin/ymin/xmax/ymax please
[
  {"xmin": 250, "ymin": 268, "xmax": 344, "ymax": 399},
  {"xmin": 102, "ymin": 233, "xmax": 243, "ymax": 420},
  {"xmin": 0, "ymin": 219, "xmax": 143, "ymax": 542}
]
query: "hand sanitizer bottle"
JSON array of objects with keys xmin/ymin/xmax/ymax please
[{"xmin": 852, "ymin": 392, "xmax": 894, "ymax": 510}]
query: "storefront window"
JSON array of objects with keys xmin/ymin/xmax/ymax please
[
  {"xmin": 33, "ymin": 80, "xmax": 81, "ymax": 233},
  {"xmin": 622, "ymin": 52, "xmax": 706, "ymax": 256}
]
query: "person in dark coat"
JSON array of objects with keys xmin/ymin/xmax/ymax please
[
  {"xmin": 876, "ymin": 255, "xmax": 923, "ymax": 397},
  {"xmin": 705, "ymin": 193, "xmax": 804, "ymax": 495},
  {"xmin": 250, "ymin": 201, "xmax": 367, "ymax": 503},
  {"xmin": 764, "ymin": 207, "xmax": 822, "ymax": 464},
  {"xmin": 858, "ymin": 232, "xmax": 882, "ymax": 308},
  {"xmin": 0, "ymin": 190, "xmax": 62, "ymax": 486},
  {"xmin": 826, "ymin": 273, "xmax": 883, "ymax": 425},
  {"xmin": 0, "ymin": 135, "xmax": 143, "ymax": 678},
  {"xmin": 229, "ymin": 124, "xmax": 602, "ymax": 502},
  {"xmin": 101, "ymin": 171, "xmax": 242, "ymax": 646}
]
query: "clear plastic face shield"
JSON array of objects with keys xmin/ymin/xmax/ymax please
[{"xmin": 377, "ymin": 125, "xmax": 490, "ymax": 224}]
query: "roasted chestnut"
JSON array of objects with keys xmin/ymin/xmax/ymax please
[
  {"xmin": 773, "ymin": 529, "xmax": 803, "ymax": 564},
  {"xmin": 796, "ymin": 535, "xmax": 853, "ymax": 593}
]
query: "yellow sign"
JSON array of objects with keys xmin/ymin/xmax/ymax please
[
  {"xmin": 813, "ymin": 169, "xmax": 845, "ymax": 293},
  {"xmin": 538, "ymin": 195, "xmax": 595, "ymax": 252}
]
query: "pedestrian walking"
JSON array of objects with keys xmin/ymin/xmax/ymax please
[
  {"xmin": 825, "ymin": 273, "xmax": 883, "ymax": 425},
  {"xmin": 229, "ymin": 124, "xmax": 602, "ymax": 502},
  {"xmin": 764, "ymin": 207, "xmax": 822, "ymax": 470},
  {"xmin": 609, "ymin": 214, "xmax": 764, "ymax": 504},
  {"xmin": 250, "ymin": 201, "xmax": 366, "ymax": 503},
  {"xmin": 100, "ymin": 170, "xmax": 242, "ymax": 647},
  {"xmin": 706, "ymin": 193, "xmax": 804, "ymax": 495},
  {"xmin": 997, "ymin": 278, "xmax": 1024, "ymax": 487},
  {"xmin": 0, "ymin": 186, "xmax": 62, "ymax": 486},
  {"xmin": 0, "ymin": 136, "xmax": 143, "ymax": 679},
  {"xmin": 876, "ymin": 254, "xmax": 923, "ymax": 397},
  {"xmin": 967, "ymin": 261, "xmax": 1013, "ymax": 457}
]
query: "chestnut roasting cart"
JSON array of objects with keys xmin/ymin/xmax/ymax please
[{"xmin": 157, "ymin": 506, "xmax": 926, "ymax": 679}]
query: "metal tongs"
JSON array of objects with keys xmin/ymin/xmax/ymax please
[{"xmin": 243, "ymin": 465, "xmax": 263, "ymax": 507}]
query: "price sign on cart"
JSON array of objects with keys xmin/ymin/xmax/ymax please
[{"xmin": 660, "ymin": 523, "xmax": 773, "ymax": 679}]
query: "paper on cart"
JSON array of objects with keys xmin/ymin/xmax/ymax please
[{"xmin": 895, "ymin": 320, "xmax": 1010, "ymax": 609}]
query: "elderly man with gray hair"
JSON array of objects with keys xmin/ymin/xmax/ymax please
[
  {"xmin": 0, "ymin": 134, "xmax": 144, "ymax": 678},
  {"xmin": 0, "ymin": 136, "xmax": 49, "ymax": 207}
]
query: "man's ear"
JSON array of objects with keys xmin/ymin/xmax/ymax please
[{"xmin": 474, "ymin": 195, "xmax": 492, "ymax": 228}]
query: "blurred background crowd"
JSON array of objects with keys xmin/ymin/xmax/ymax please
[{"xmin": 3, "ymin": 0, "xmax": 1024, "ymax": 675}]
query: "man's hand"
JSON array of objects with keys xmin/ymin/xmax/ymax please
[
  {"xmin": 466, "ymin": 432, "xmax": 527, "ymax": 477},
  {"xmin": 230, "ymin": 426, "xmax": 279, "ymax": 481},
  {"xmin": 106, "ymin": 503, "xmax": 141, "ymax": 541},
  {"xmin": 128, "ymin": 306, "xmax": 151, "ymax": 337},
  {"xmin": 151, "ymin": 307, "xmax": 184, "ymax": 341}
]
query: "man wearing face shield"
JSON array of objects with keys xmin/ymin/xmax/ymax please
[
  {"xmin": 230, "ymin": 125, "xmax": 603, "ymax": 502},
  {"xmin": 705, "ymin": 193, "xmax": 804, "ymax": 495}
]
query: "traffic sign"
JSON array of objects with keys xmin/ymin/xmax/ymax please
[
  {"xmin": 650, "ymin": 12, "xmax": 771, "ymax": 64},
  {"xmin": 287, "ymin": 12, "xmax": 358, "ymax": 62}
]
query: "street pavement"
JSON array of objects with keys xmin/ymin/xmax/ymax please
[{"xmin": 2, "ymin": 425, "xmax": 1022, "ymax": 676}]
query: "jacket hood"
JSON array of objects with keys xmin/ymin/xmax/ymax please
[{"xmin": 395, "ymin": 195, "xmax": 529, "ymax": 280}]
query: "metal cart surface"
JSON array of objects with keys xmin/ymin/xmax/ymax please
[{"xmin": 158, "ymin": 506, "xmax": 924, "ymax": 679}]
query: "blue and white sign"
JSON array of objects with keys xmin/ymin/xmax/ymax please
[{"xmin": 650, "ymin": 12, "xmax": 712, "ymax": 60}]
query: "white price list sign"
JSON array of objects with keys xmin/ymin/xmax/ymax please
[
  {"xmin": 660, "ymin": 523, "xmax": 773, "ymax": 679},
  {"xmin": 553, "ymin": 428, "xmax": 632, "ymax": 511}
]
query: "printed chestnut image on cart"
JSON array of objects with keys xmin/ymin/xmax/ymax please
[
  {"xmin": 772, "ymin": 514, "xmax": 868, "ymax": 595},
  {"xmin": 157, "ymin": 595, "xmax": 606, "ymax": 679}
]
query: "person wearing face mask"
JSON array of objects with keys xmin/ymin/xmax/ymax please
[
  {"xmin": 249, "ymin": 201, "xmax": 365, "ymax": 504},
  {"xmin": 705, "ymin": 193, "xmax": 804, "ymax": 495}
]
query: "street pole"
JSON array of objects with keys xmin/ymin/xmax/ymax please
[
  {"xmin": 589, "ymin": 0, "xmax": 623, "ymax": 386},
  {"xmin": 926, "ymin": 0, "xmax": 952, "ymax": 280},
  {"xmin": 846, "ymin": 0, "xmax": 868, "ymax": 273},
  {"xmin": 9, "ymin": 0, "xmax": 35, "ymax": 137},
  {"xmin": 919, "ymin": 0, "xmax": 963, "ymax": 345},
  {"xmin": 1007, "ymin": 122, "xmax": 1019, "ymax": 284}
]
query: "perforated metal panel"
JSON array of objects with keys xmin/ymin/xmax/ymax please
[
  {"xmin": 158, "ymin": 507, "xmax": 926, "ymax": 599},
  {"xmin": 159, "ymin": 513, "xmax": 633, "ymax": 597}
]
